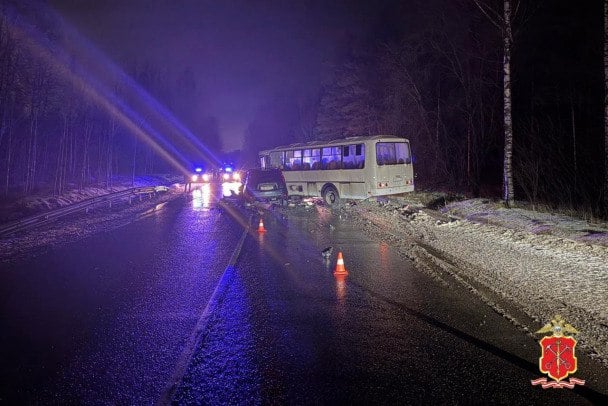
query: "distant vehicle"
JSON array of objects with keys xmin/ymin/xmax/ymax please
[
  {"xmin": 258, "ymin": 135, "xmax": 414, "ymax": 205},
  {"xmin": 240, "ymin": 168, "xmax": 287, "ymax": 203},
  {"xmin": 220, "ymin": 164, "xmax": 241, "ymax": 183},
  {"xmin": 189, "ymin": 167, "xmax": 214, "ymax": 184}
]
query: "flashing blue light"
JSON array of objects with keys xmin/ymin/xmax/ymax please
[
  {"xmin": 224, "ymin": 166, "xmax": 233, "ymax": 173},
  {"xmin": 195, "ymin": 167, "xmax": 203, "ymax": 173}
]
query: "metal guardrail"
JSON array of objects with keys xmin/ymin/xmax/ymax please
[{"xmin": 0, "ymin": 186, "xmax": 169, "ymax": 237}]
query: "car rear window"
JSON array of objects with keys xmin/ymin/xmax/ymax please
[{"xmin": 248, "ymin": 170, "xmax": 282, "ymax": 184}]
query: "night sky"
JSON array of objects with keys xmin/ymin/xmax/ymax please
[{"xmin": 48, "ymin": 0, "xmax": 384, "ymax": 152}]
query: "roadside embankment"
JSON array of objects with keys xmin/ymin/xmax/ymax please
[{"xmin": 339, "ymin": 194, "xmax": 608, "ymax": 368}]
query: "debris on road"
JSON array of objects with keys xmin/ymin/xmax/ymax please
[
  {"xmin": 321, "ymin": 246, "xmax": 333, "ymax": 259},
  {"xmin": 275, "ymin": 192, "xmax": 608, "ymax": 369}
]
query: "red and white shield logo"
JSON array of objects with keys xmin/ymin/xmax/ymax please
[
  {"xmin": 531, "ymin": 315, "xmax": 585, "ymax": 389},
  {"xmin": 539, "ymin": 336, "xmax": 577, "ymax": 382}
]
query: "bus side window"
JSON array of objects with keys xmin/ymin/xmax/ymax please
[
  {"xmin": 285, "ymin": 150, "xmax": 295, "ymax": 170},
  {"xmin": 343, "ymin": 144, "xmax": 356, "ymax": 169},
  {"xmin": 293, "ymin": 149, "xmax": 302, "ymax": 169},
  {"xmin": 331, "ymin": 146, "xmax": 342, "ymax": 169},
  {"xmin": 321, "ymin": 147, "xmax": 332, "ymax": 170},
  {"xmin": 354, "ymin": 144, "xmax": 365, "ymax": 168},
  {"xmin": 269, "ymin": 151, "xmax": 284, "ymax": 169},
  {"xmin": 308, "ymin": 148, "xmax": 321, "ymax": 169}
]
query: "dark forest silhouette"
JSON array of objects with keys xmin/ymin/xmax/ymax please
[{"xmin": 0, "ymin": 0, "xmax": 606, "ymax": 216}]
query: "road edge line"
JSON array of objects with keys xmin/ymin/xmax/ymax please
[{"xmin": 157, "ymin": 213, "xmax": 252, "ymax": 405}]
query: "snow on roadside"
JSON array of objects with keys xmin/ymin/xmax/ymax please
[
  {"xmin": 0, "ymin": 176, "xmax": 184, "ymax": 262},
  {"xmin": 343, "ymin": 196, "xmax": 608, "ymax": 367},
  {"xmin": 0, "ymin": 174, "xmax": 182, "ymax": 223}
]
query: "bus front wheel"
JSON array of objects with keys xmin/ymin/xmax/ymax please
[{"xmin": 322, "ymin": 185, "xmax": 340, "ymax": 206}]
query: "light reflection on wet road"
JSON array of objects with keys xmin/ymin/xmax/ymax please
[
  {"xmin": 173, "ymin": 204, "xmax": 603, "ymax": 405},
  {"xmin": 0, "ymin": 186, "xmax": 242, "ymax": 404}
]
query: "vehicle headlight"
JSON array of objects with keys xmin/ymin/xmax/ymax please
[
  {"xmin": 191, "ymin": 175, "xmax": 198, "ymax": 182},
  {"xmin": 233, "ymin": 172, "xmax": 241, "ymax": 181},
  {"xmin": 202, "ymin": 173, "xmax": 210, "ymax": 182},
  {"xmin": 223, "ymin": 173, "xmax": 230, "ymax": 181}
]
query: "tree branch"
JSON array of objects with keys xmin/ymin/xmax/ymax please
[{"xmin": 472, "ymin": 0, "xmax": 503, "ymax": 31}]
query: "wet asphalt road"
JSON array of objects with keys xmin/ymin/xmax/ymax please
[
  {"xmin": 1, "ymin": 184, "xmax": 607, "ymax": 404},
  {"xmin": 0, "ymin": 186, "xmax": 242, "ymax": 403},
  {"xmin": 172, "ymin": 203, "xmax": 608, "ymax": 405}
]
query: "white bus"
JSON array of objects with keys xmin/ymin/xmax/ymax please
[{"xmin": 258, "ymin": 135, "xmax": 414, "ymax": 205}]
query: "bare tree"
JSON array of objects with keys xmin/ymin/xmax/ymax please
[
  {"xmin": 54, "ymin": 110, "xmax": 69, "ymax": 195},
  {"xmin": 131, "ymin": 139, "xmax": 138, "ymax": 187},
  {"xmin": 380, "ymin": 42, "xmax": 450, "ymax": 182},
  {"xmin": 79, "ymin": 117, "xmax": 93, "ymax": 190},
  {"xmin": 105, "ymin": 117, "xmax": 116, "ymax": 188},
  {"xmin": 24, "ymin": 77, "xmax": 41, "ymax": 194},
  {"xmin": 315, "ymin": 61, "xmax": 378, "ymax": 140},
  {"xmin": 473, "ymin": 0, "xmax": 516, "ymax": 206},
  {"xmin": 428, "ymin": 18, "xmax": 500, "ymax": 194},
  {"xmin": 0, "ymin": 26, "xmax": 17, "ymax": 195},
  {"xmin": 296, "ymin": 95, "xmax": 318, "ymax": 143}
]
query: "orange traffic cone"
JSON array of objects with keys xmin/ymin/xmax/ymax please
[
  {"xmin": 257, "ymin": 218, "xmax": 267, "ymax": 233},
  {"xmin": 333, "ymin": 251, "xmax": 348, "ymax": 276}
]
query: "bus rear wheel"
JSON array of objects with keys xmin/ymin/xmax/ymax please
[{"xmin": 322, "ymin": 185, "xmax": 340, "ymax": 206}]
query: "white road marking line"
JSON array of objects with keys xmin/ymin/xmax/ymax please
[{"xmin": 157, "ymin": 214, "xmax": 252, "ymax": 405}]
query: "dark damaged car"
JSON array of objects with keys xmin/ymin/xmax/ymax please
[{"xmin": 240, "ymin": 168, "xmax": 288, "ymax": 203}]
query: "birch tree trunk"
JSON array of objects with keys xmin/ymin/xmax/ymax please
[
  {"xmin": 503, "ymin": 0, "xmax": 515, "ymax": 206},
  {"xmin": 473, "ymin": 0, "xmax": 516, "ymax": 206}
]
